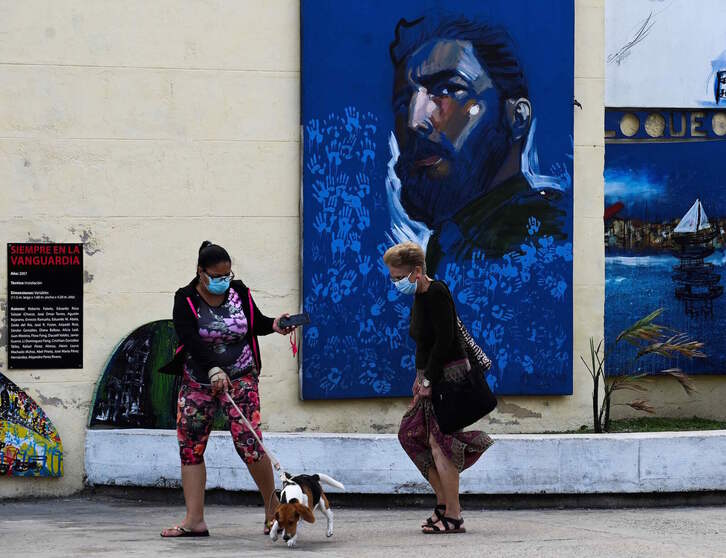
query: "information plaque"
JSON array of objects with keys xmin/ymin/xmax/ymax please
[{"xmin": 7, "ymin": 243, "xmax": 83, "ymax": 369}]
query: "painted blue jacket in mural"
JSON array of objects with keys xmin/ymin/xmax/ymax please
[{"xmin": 425, "ymin": 173, "xmax": 568, "ymax": 272}]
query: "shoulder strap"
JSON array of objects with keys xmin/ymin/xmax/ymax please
[
  {"xmin": 186, "ymin": 296, "xmax": 198, "ymax": 319},
  {"xmin": 438, "ymin": 282, "xmax": 491, "ymax": 370}
]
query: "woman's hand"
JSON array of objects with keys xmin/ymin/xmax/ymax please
[
  {"xmin": 273, "ymin": 314, "xmax": 296, "ymax": 335},
  {"xmin": 413, "ymin": 379, "xmax": 431, "ymax": 404},
  {"xmin": 209, "ymin": 368, "xmax": 231, "ymax": 395}
]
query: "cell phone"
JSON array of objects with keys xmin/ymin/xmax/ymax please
[{"xmin": 278, "ymin": 312, "xmax": 311, "ymax": 329}]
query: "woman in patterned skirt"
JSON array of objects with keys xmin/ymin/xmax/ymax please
[{"xmin": 384, "ymin": 242, "xmax": 494, "ymax": 534}]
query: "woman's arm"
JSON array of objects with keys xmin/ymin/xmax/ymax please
[
  {"xmin": 423, "ymin": 285, "xmax": 456, "ymax": 384},
  {"xmin": 172, "ymin": 290, "xmax": 220, "ymax": 371}
]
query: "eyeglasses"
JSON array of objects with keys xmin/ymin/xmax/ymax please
[
  {"xmin": 390, "ymin": 270, "xmax": 413, "ymax": 283},
  {"xmin": 205, "ymin": 271, "xmax": 235, "ymax": 281}
]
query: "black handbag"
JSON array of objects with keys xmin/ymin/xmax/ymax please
[{"xmin": 432, "ymin": 286, "xmax": 497, "ymax": 434}]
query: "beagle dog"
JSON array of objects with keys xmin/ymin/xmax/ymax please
[{"xmin": 270, "ymin": 472, "xmax": 344, "ymax": 548}]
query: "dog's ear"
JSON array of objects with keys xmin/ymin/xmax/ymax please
[
  {"xmin": 294, "ymin": 503, "xmax": 316, "ymax": 523},
  {"xmin": 274, "ymin": 510, "xmax": 280, "ymax": 522}
]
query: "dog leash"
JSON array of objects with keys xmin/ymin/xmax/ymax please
[
  {"xmin": 224, "ymin": 391, "xmax": 287, "ymax": 482},
  {"xmin": 224, "ymin": 393, "xmax": 285, "ymax": 524}
]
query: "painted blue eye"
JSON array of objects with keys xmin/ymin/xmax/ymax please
[{"xmin": 432, "ymin": 83, "xmax": 465, "ymax": 97}]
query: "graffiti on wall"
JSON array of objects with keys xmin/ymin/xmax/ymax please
[
  {"xmin": 0, "ymin": 372, "xmax": 63, "ymax": 477},
  {"xmin": 606, "ymin": 0, "xmax": 726, "ymax": 108},
  {"xmin": 301, "ymin": 0, "xmax": 574, "ymax": 399},
  {"xmin": 89, "ymin": 320, "xmax": 227, "ymax": 430}
]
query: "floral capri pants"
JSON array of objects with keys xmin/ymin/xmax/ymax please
[{"xmin": 177, "ymin": 371, "xmax": 265, "ymax": 466}]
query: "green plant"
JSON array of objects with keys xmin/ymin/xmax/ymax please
[{"xmin": 581, "ymin": 309, "xmax": 704, "ymax": 433}]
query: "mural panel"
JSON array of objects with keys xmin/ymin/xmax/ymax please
[
  {"xmin": 605, "ymin": 109, "xmax": 726, "ymax": 375},
  {"xmin": 301, "ymin": 0, "xmax": 574, "ymax": 398},
  {"xmin": 89, "ymin": 321, "xmax": 228, "ymax": 430},
  {"xmin": 0, "ymin": 372, "xmax": 63, "ymax": 477}
]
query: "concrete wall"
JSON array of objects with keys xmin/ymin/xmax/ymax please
[
  {"xmin": 86, "ymin": 429, "xmax": 726, "ymax": 495},
  {"xmin": 1, "ymin": 0, "xmax": 721, "ymax": 499}
]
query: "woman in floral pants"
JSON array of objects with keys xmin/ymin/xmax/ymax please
[
  {"xmin": 177, "ymin": 374, "xmax": 264, "ymax": 467},
  {"xmin": 161, "ymin": 241, "xmax": 295, "ymax": 538}
]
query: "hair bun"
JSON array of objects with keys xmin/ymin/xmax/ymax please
[{"xmin": 197, "ymin": 242, "xmax": 231, "ymax": 269}]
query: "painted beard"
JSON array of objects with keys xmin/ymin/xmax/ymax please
[{"xmin": 395, "ymin": 124, "xmax": 511, "ymax": 228}]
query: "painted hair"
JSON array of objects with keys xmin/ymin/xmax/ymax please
[
  {"xmin": 383, "ymin": 241, "xmax": 426, "ymax": 274},
  {"xmin": 389, "ymin": 14, "xmax": 528, "ymax": 101},
  {"xmin": 197, "ymin": 241, "xmax": 231, "ymax": 269}
]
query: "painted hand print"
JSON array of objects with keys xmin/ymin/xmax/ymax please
[{"xmin": 301, "ymin": 1, "xmax": 574, "ymax": 398}]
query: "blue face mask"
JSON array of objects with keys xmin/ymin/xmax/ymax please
[
  {"xmin": 206, "ymin": 274, "xmax": 231, "ymax": 295},
  {"xmin": 393, "ymin": 271, "xmax": 418, "ymax": 295}
]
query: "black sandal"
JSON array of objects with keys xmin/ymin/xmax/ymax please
[
  {"xmin": 160, "ymin": 525, "xmax": 210, "ymax": 538},
  {"xmin": 422, "ymin": 516, "xmax": 466, "ymax": 534},
  {"xmin": 421, "ymin": 504, "xmax": 446, "ymax": 528}
]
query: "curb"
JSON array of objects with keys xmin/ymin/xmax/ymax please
[{"xmin": 85, "ymin": 429, "xmax": 726, "ymax": 494}]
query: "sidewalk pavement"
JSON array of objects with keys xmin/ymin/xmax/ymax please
[{"xmin": 1, "ymin": 496, "xmax": 724, "ymax": 557}]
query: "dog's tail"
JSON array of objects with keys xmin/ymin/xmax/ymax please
[{"xmin": 317, "ymin": 473, "xmax": 345, "ymax": 491}]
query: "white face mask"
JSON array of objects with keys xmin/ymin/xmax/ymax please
[{"xmin": 393, "ymin": 270, "xmax": 418, "ymax": 295}]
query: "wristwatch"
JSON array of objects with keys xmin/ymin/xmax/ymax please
[{"xmin": 421, "ymin": 378, "xmax": 431, "ymax": 388}]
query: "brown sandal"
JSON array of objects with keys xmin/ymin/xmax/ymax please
[{"xmin": 422, "ymin": 516, "xmax": 466, "ymax": 534}]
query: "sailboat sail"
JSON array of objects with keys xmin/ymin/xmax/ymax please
[{"xmin": 674, "ymin": 199, "xmax": 711, "ymax": 233}]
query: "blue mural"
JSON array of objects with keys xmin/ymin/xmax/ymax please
[
  {"xmin": 301, "ymin": 0, "xmax": 574, "ymax": 399},
  {"xmin": 605, "ymin": 108, "xmax": 726, "ymax": 376}
]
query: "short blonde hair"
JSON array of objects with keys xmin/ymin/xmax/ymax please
[{"xmin": 383, "ymin": 241, "xmax": 426, "ymax": 273}]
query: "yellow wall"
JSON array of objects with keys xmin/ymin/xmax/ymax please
[{"xmin": 0, "ymin": 0, "xmax": 720, "ymax": 499}]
